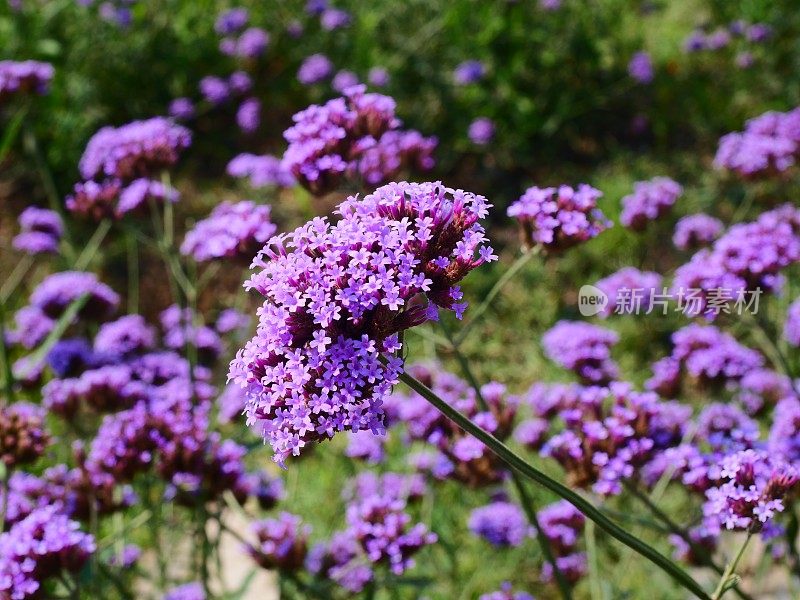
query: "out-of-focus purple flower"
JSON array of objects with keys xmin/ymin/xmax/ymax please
[
  {"xmin": 30, "ymin": 271, "xmax": 119, "ymax": 321},
  {"xmin": 94, "ymin": 314, "xmax": 156, "ymax": 358},
  {"xmin": 169, "ymin": 97, "xmax": 195, "ymax": 120},
  {"xmin": 163, "ymin": 582, "xmax": 206, "ymax": 600},
  {"xmin": 684, "ymin": 30, "xmax": 707, "ymax": 52},
  {"xmin": 468, "ymin": 501, "xmax": 530, "ymax": 547},
  {"xmin": 538, "ymin": 500, "xmax": 586, "ymax": 583},
  {"xmin": 746, "ymin": 23, "xmax": 772, "ymax": 43},
  {"xmin": 229, "ymin": 182, "xmax": 494, "ymax": 464},
  {"xmin": 513, "ymin": 418, "xmax": 548, "ymax": 450},
  {"xmin": 305, "ymin": 0, "xmax": 328, "ymax": 15},
  {"xmin": 468, "ymin": 117, "xmax": 495, "ymax": 145},
  {"xmin": 0, "ymin": 403, "xmax": 49, "ymax": 468},
  {"xmin": 507, "ymin": 184, "xmax": 610, "ymax": 251},
  {"xmin": 672, "ymin": 204, "xmax": 800, "ymax": 316},
  {"xmin": 735, "ymin": 52, "xmax": 755, "ymax": 69},
  {"xmin": 77, "ymin": 117, "xmax": 192, "ymax": 181},
  {"xmin": 714, "ymin": 107, "xmax": 800, "ymax": 177},
  {"xmin": 7, "ymin": 306, "xmax": 55, "ymax": 349},
  {"xmin": 673, "ymin": 213, "xmax": 723, "ymax": 250},
  {"xmin": 200, "ymin": 76, "xmax": 230, "ymax": 105},
  {"xmin": 736, "ymin": 368, "xmax": 795, "ymax": 416},
  {"xmin": 281, "ymin": 85, "xmax": 436, "ymax": 193},
  {"xmin": 453, "ymin": 60, "xmax": 485, "ymax": 85},
  {"xmin": 286, "ymin": 20, "xmax": 304, "ymax": 38},
  {"xmin": 706, "ymin": 29, "xmax": 731, "ymax": 50},
  {"xmin": 297, "ymin": 53, "xmax": 333, "ymax": 85},
  {"xmin": 539, "ymin": 0, "xmax": 561, "ymax": 9},
  {"xmin": 236, "ymin": 98, "xmax": 261, "ymax": 133},
  {"xmin": 227, "ymin": 153, "xmax": 296, "ymax": 188},
  {"xmin": 594, "ymin": 267, "xmax": 662, "ymax": 317},
  {"xmin": 180, "ymin": 200, "xmax": 276, "ymax": 263},
  {"xmin": 321, "ymin": 7, "xmax": 351, "ymax": 30},
  {"xmin": 215, "ymin": 308, "xmax": 250, "ymax": 334},
  {"xmin": 480, "ymin": 582, "xmax": 535, "ymax": 600},
  {"xmin": 696, "ymin": 403, "xmax": 759, "ymax": 453},
  {"xmin": 332, "ymin": 70, "xmax": 359, "ymax": 93},
  {"xmin": 769, "ymin": 397, "xmax": 800, "ymax": 464},
  {"xmin": 12, "ymin": 207, "xmax": 63, "ymax": 255},
  {"xmin": 247, "ymin": 513, "xmax": 310, "ymax": 571},
  {"xmin": 215, "ymin": 7, "xmax": 249, "ymax": 35},
  {"xmin": 235, "ymin": 27, "xmax": 270, "ymax": 58},
  {"xmin": 117, "ymin": 178, "xmax": 179, "ymax": 217},
  {"xmin": 228, "ymin": 71, "xmax": 252, "ymax": 95},
  {"xmin": 628, "ymin": 51, "xmax": 654, "ymax": 83},
  {"xmin": 108, "ymin": 544, "xmax": 142, "ymax": 568},
  {"xmin": 620, "ymin": 177, "xmax": 681, "ymax": 230},
  {"xmin": 43, "ymin": 364, "xmax": 146, "ymax": 417},
  {"xmin": 785, "ymin": 297, "xmax": 800, "ymax": 347},
  {"xmin": 0, "ymin": 506, "xmax": 95, "ymax": 599},
  {"xmin": 704, "ymin": 449, "xmax": 798, "ymax": 533},
  {"xmin": 345, "ymin": 430, "xmax": 386, "ymax": 464},
  {"xmin": 368, "ymin": 67, "xmax": 389, "ymax": 87},
  {"xmin": 159, "ymin": 305, "xmax": 223, "ymax": 364},
  {"xmin": 542, "ymin": 321, "xmax": 619, "ymax": 384},
  {"xmin": 46, "ymin": 337, "xmax": 97, "ymax": 378},
  {"xmin": 0, "ymin": 60, "xmax": 54, "ymax": 101}
]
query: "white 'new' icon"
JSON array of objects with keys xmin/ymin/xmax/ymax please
[{"xmin": 578, "ymin": 284, "xmax": 608, "ymax": 316}]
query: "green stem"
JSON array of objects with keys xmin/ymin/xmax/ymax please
[
  {"xmin": 711, "ymin": 534, "xmax": 752, "ymax": 600},
  {"xmin": 73, "ymin": 219, "xmax": 111, "ymax": 271},
  {"xmin": 0, "ymin": 302, "xmax": 16, "ymax": 406},
  {"xmin": 585, "ymin": 520, "xmax": 603, "ymax": 600},
  {"xmin": 126, "ymin": 230, "xmax": 139, "ymax": 314},
  {"xmin": 0, "ymin": 255, "xmax": 34, "ymax": 304},
  {"xmin": 397, "ymin": 371, "xmax": 711, "ymax": 600},
  {"xmin": 0, "ymin": 466, "xmax": 9, "ymax": 532},
  {"xmin": 454, "ymin": 248, "xmax": 537, "ymax": 345}
]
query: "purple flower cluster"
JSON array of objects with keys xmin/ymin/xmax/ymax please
[
  {"xmin": 180, "ymin": 200, "xmax": 277, "ymax": 263},
  {"xmin": 673, "ymin": 213, "xmax": 723, "ymax": 250},
  {"xmin": 736, "ymin": 368, "xmax": 795, "ymax": 416},
  {"xmin": 387, "ymin": 363, "xmax": 516, "ymax": 486},
  {"xmin": 67, "ymin": 117, "xmax": 189, "ymax": 219},
  {"xmin": 468, "ymin": 500, "xmax": 530, "ymax": 547},
  {"xmin": 594, "ymin": 267, "xmax": 662, "ymax": 318},
  {"xmin": 0, "ymin": 404, "xmax": 49, "ymax": 469},
  {"xmin": 281, "ymin": 85, "xmax": 436, "ymax": 193},
  {"xmin": 453, "ymin": 60, "xmax": 486, "ymax": 85},
  {"xmin": 0, "ymin": 60, "xmax": 54, "ymax": 101},
  {"xmin": 226, "ymin": 153, "xmax": 296, "ymax": 188},
  {"xmin": 12, "ymin": 207, "xmax": 63, "ymax": 255},
  {"xmin": 704, "ymin": 450, "xmax": 799, "ymax": 533},
  {"xmin": 229, "ymin": 182, "xmax": 494, "ymax": 464},
  {"xmin": 537, "ymin": 500, "xmax": 587, "ymax": 584},
  {"xmin": 672, "ymin": 204, "xmax": 800, "ymax": 316},
  {"xmin": 480, "ymin": 583, "xmax": 535, "ymax": 600},
  {"xmin": 468, "ymin": 117, "xmax": 495, "ymax": 145},
  {"xmin": 0, "ymin": 506, "xmax": 95, "ymax": 600},
  {"xmin": 536, "ymin": 382, "xmax": 689, "ymax": 495},
  {"xmin": 163, "ymin": 582, "xmax": 206, "ymax": 600},
  {"xmin": 542, "ymin": 321, "xmax": 619, "ymax": 384},
  {"xmin": 297, "ymin": 53, "xmax": 334, "ymax": 84},
  {"xmin": 646, "ymin": 324, "xmax": 763, "ymax": 396},
  {"xmin": 619, "ymin": 177, "xmax": 682, "ymax": 230},
  {"xmin": 785, "ymin": 297, "xmax": 800, "ymax": 347},
  {"xmin": 247, "ymin": 512, "xmax": 310, "ymax": 571},
  {"xmin": 627, "ymin": 51, "xmax": 654, "ymax": 84},
  {"xmin": 507, "ymin": 184, "xmax": 610, "ymax": 251},
  {"xmin": 714, "ymin": 106, "xmax": 800, "ymax": 177}
]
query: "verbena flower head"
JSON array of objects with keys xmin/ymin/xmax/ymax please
[
  {"xmin": 714, "ymin": 107, "xmax": 800, "ymax": 177},
  {"xmin": 47, "ymin": 338, "xmax": 97, "ymax": 378},
  {"xmin": 159, "ymin": 305, "xmax": 222, "ymax": 364},
  {"xmin": 673, "ymin": 213, "xmax": 723, "ymax": 250},
  {"xmin": 507, "ymin": 184, "xmax": 609, "ymax": 251},
  {"xmin": 321, "ymin": 8, "xmax": 351, "ymax": 30},
  {"xmin": 229, "ymin": 182, "xmax": 494, "ymax": 464},
  {"xmin": 163, "ymin": 582, "xmax": 206, "ymax": 600},
  {"xmin": 769, "ymin": 397, "xmax": 800, "ymax": 464},
  {"xmin": 281, "ymin": 85, "xmax": 436, "ymax": 194},
  {"xmin": 78, "ymin": 117, "xmax": 191, "ymax": 181},
  {"xmin": 181, "ymin": 200, "xmax": 277, "ymax": 263},
  {"xmin": 332, "ymin": 70, "xmax": 359, "ymax": 93},
  {"xmin": 479, "ymin": 582, "xmax": 535, "ymax": 600},
  {"xmin": 12, "ymin": 207, "xmax": 63, "ymax": 255},
  {"xmin": 628, "ymin": 51, "xmax": 654, "ymax": 84},
  {"xmin": 542, "ymin": 321, "xmax": 619, "ymax": 384},
  {"xmin": 234, "ymin": 27, "xmax": 269, "ymax": 58},
  {"xmin": 785, "ymin": 297, "xmax": 800, "ymax": 347},
  {"xmin": 7, "ymin": 306, "xmax": 55, "ymax": 350},
  {"xmin": 619, "ymin": 177, "xmax": 682, "ymax": 230},
  {"xmin": 0, "ymin": 60, "xmax": 54, "ymax": 101},
  {"xmin": 0, "ymin": 404, "xmax": 49, "ymax": 468},
  {"xmin": 538, "ymin": 500, "xmax": 587, "ymax": 583},
  {"xmin": 704, "ymin": 449, "xmax": 799, "ymax": 533},
  {"xmin": 468, "ymin": 117, "xmax": 495, "ymax": 145},
  {"xmin": 537, "ymin": 382, "xmax": 689, "ymax": 495},
  {"xmin": 672, "ymin": 204, "xmax": 800, "ymax": 317},
  {"xmin": 453, "ymin": 60, "xmax": 485, "ymax": 85},
  {"xmin": 387, "ymin": 363, "xmax": 515, "ymax": 486},
  {"xmin": 594, "ymin": 267, "xmax": 662, "ymax": 318},
  {"xmin": 736, "ymin": 368, "xmax": 795, "ymax": 415},
  {"xmin": 30, "ymin": 271, "xmax": 119, "ymax": 321},
  {"xmin": 94, "ymin": 314, "xmax": 156, "ymax": 358},
  {"xmin": 215, "ymin": 7, "xmax": 249, "ymax": 35},
  {"xmin": 368, "ymin": 67, "xmax": 389, "ymax": 87},
  {"xmin": 227, "ymin": 153, "xmax": 296, "ymax": 188},
  {"xmin": 468, "ymin": 500, "xmax": 530, "ymax": 547},
  {"xmin": 168, "ymin": 97, "xmax": 195, "ymax": 120},
  {"xmin": 247, "ymin": 512, "xmax": 310, "ymax": 571},
  {"xmin": 297, "ymin": 53, "xmax": 333, "ymax": 84},
  {"xmin": 43, "ymin": 364, "xmax": 147, "ymax": 417},
  {"xmin": 0, "ymin": 505, "xmax": 95, "ymax": 600},
  {"xmin": 695, "ymin": 403, "xmax": 759, "ymax": 453}
]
